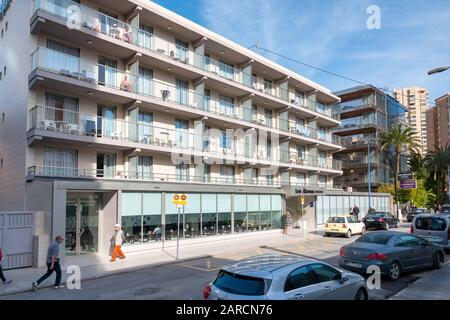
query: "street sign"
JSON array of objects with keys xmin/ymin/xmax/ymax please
[
  {"xmin": 400, "ymin": 180, "xmax": 417, "ymax": 189},
  {"xmin": 398, "ymin": 173, "xmax": 413, "ymax": 181},
  {"xmin": 172, "ymin": 193, "xmax": 188, "ymax": 206},
  {"xmin": 309, "ymin": 202, "xmax": 314, "ymax": 208}
]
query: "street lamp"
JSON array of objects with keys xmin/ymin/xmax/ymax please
[
  {"xmin": 368, "ymin": 137, "xmax": 379, "ymax": 212},
  {"xmin": 428, "ymin": 66, "xmax": 449, "ymax": 75}
]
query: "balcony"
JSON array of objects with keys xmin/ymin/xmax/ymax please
[
  {"xmin": 339, "ymin": 136, "xmax": 379, "ymax": 150},
  {"xmin": 29, "ymin": 106, "xmax": 344, "ymax": 173},
  {"xmin": 26, "ymin": 165, "xmax": 281, "ymax": 187},
  {"xmin": 32, "ymin": 0, "xmax": 339, "ymax": 124},
  {"xmin": 341, "ymin": 156, "xmax": 382, "ymax": 169},
  {"xmin": 333, "ymin": 117, "xmax": 378, "ymax": 136},
  {"xmin": 334, "ymin": 173, "xmax": 387, "ymax": 186},
  {"xmin": 30, "ymin": 47, "xmax": 342, "ymax": 149}
]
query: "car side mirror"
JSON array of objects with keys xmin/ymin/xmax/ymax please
[{"xmin": 339, "ymin": 272, "xmax": 349, "ymax": 283}]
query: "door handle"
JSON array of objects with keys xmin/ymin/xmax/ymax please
[
  {"xmin": 324, "ymin": 286, "xmax": 332, "ymax": 292},
  {"xmin": 294, "ymin": 293, "xmax": 304, "ymax": 299}
]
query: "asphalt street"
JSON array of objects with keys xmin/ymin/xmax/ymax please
[{"xmin": 1, "ymin": 226, "xmax": 446, "ymax": 300}]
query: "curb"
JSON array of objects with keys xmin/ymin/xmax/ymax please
[{"xmin": 0, "ymin": 254, "xmax": 213, "ymax": 297}]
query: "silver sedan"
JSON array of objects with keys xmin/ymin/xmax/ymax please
[{"xmin": 203, "ymin": 254, "xmax": 368, "ymax": 300}]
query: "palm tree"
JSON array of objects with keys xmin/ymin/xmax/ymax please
[
  {"xmin": 425, "ymin": 145, "xmax": 450, "ymax": 206},
  {"xmin": 408, "ymin": 152, "xmax": 428, "ymax": 180},
  {"xmin": 380, "ymin": 125, "xmax": 420, "ymax": 217}
]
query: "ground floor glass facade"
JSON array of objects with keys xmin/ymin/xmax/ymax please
[{"xmin": 121, "ymin": 192, "xmax": 283, "ymax": 245}]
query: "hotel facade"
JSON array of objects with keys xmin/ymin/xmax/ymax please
[{"xmin": 0, "ymin": 0, "xmax": 390, "ymax": 266}]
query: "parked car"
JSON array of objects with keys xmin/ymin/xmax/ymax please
[
  {"xmin": 440, "ymin": 205, "xmax": 450, "ymax": 215},
  {"xmin": 362, "ymin": 211, "xmax": 400, "ymax": 230},
  {"xmin": 338, "ymin": 231, "xmax": 445, "ymax": 281},
  {"xmin": 407, "ymin": 208, "xmax": 429, "ymax": 222},
  {"xmin": 204, "ymin": 254, "xmax": 368, "ymax": 300},
  {"xmin": 411, "ymin": 214, "xmax": 450, "ymax": 252},
  {"xmin": 324, "ymin": 215, "xmax": 366, "ymax": 238}
]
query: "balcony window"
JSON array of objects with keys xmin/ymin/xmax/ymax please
[
  {"xmin": 220, "ymin": 165, "xmax": 235, "ymax": 183},
  {"xmin": 137, "ymin": 111, "xmax": 153, "ymax": 143},
  {"xmin": 175, "ymin": 119, "xmax": 189, "ymax": 147},
  {"xmin": 220, "ymin": 130, "xmax": 232, "ymax": 150},
  {"xmin": 97, "ymin": 153, "xmax": 116, "ymax": 178},
  {"xmin": 294, "ymin": 90, "xmax": 304, "ymax": 105},
  {"xmin": 297, "ymin": 172, "xmax": 306, "ymax": 186},
  {"xmin": 97, "ymin": 105, "xmax": 117, "ymax": 137},
  {"xmin": 176, "ymin": 163, "xmax": 189, "ymax": 181},
  {"xmin": 264, "ymin": 109, "xmax": 273, "ymax": 127},
  {"xmin": 138, "ymin": 24, "xmax": 153, "ymax": 50},
  {"xmin": 128, "ymin": 155, "xmax": 153, "ymax": 179},
  {"xmin": 45, "ymin": 92, "xmax": 79, "ymax": 126},
  {"xmin": 318, "ymin": 126, "xmax": 326, "ymax": 141},
  {"xmin": 98, "ymin": 56, "xmax": 117, "ymax": 87},
  {"xmin": 46, "ymin": 39, "xmax": 80, "ymax": 74},
  {"xmin": 43, "ymin": 147, "xmax": 78, "ymax": 176},
  {"xmin": 219, "ymin": 95, "xmax": 234, "ymax": 117},
  {"xmin": 264, "ymin": 79, "xmax": 273, "ymax": 95},
  {"xmin": 318, "ymin": 175, "xmax": 327, "ymax": 188},
  {"xmin": 219, "ymin": 61, "xmax": 234, "ymax": 80},
  {"xmin": 175, "ymin": 79, "xmax": 189, "ymax": 105},
  {"xmin": 98, "ymin": 8, "xmax": 119, "ymax": 35},
  {"xmin": 138, "ymin": 67, "xmax": 153, "ymax": 96},
  {"xmin": 175, "ymin": 39, "xmax": 189, "ymax": 63}
]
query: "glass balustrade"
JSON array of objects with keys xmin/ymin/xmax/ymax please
[
  {"xmin": 33, "ymin": 0, "xmax": 337, "ymax": 119},
  {"xmin": 31, "ymin": 47, "xmax": 342, "ymax": 148}
]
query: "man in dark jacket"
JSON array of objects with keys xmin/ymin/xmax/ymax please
[
  {"xmin": 352, "ymin": 205, "xmax": 360, "ymax": 218},
  {"xmin": 0, "ymin": 248, "xmax": 12, "ymax": 285}
]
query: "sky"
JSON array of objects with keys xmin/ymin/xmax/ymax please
[{"xmin": 153, "ymin": 0, "xmax": 450, "ymax": 104}]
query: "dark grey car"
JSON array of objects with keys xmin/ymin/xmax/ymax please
[{"xmin": 338, "ymin": 232, "xmax": 445, "ymax": 281}]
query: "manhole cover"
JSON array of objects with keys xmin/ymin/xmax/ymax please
[{"xmin": 135, "ymin": 287, "xmax": 160, "ymax": 296}]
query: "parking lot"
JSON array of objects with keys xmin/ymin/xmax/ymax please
[{"xmin": 2, "ymin": 223, "xmax": 446, "ymax": 300}]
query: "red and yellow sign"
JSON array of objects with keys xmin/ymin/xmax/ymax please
[{"xmin": 172, "ymin": 193, "xmax": 188, "ymax": 206}]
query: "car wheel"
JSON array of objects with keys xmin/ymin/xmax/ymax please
[
  {"xmin": 388, "ymin": 261, "xmax": 401, "ymax": 281},
  {"xmin": 361, "ymin": 227, "xmax": 366, "ymax": 235},
  {"xmin": 324, "ymin": 233, "xmax": 330, "ymax": 237},
  {"xmin": 354, "ymin": 288, "xmax": 368, "ymax": 300},
  {"xmin": 432, "ymin": 252, "xmax": 443, "ymax": 270},
  {"xmin": 346, "ymin": 230, "xmax": 352, "ymax": 238},
  {"xmin": 384, "ymin": 222, "xmax": 389, "ymax": 231}
]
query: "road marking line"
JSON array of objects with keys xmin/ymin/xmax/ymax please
[{"xmin": 176, "ymin": 263, "xmax": 220, "ymax": 272}]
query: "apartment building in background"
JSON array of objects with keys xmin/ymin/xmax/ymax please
[
  {"xmin": 394, "ymin": 87, "xmax": 429, "ymax": 154},
  {"xmin": 0, "ymin": 0, "xmax": 393, "ymax": 267},
  {"xmin": 332, "ymin": 85, "xmax": 407, "ymax": 192},
  {"xmin": 426, "ymin": 94, "xmax": 450, "ymax": 153}
]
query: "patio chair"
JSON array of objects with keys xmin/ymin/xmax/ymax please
[{"xmin": 42, "ymin": 120, "xmax": 56, "ymax": 131}]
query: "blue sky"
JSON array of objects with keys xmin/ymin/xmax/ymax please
[{"xmin": 153, "ymin": 0, "xmax": 450, "ymax": 103}]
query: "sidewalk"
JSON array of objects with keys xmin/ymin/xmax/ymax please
[
  {"xmin": 0, "ymin": 228, "xmax": 314, "ymax": 297},
  {"xmin": 390, "ymin": 260, "xmax": 450, "ymax": 300}
]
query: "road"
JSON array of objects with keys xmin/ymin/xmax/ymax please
[{"xmin": 2, "ymin": 225, "xmax": 446, "ymax": 300}]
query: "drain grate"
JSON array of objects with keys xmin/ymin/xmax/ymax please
[{"xmin": 135, "ymin": 287, "xmax": 160, "ymax": 296}]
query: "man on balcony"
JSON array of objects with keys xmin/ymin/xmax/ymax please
[{"xmin": 120, "ymin": 75, "xmax": 132, "ymax": 92}]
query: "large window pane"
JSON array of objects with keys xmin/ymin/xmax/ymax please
[
  {"xmin": 185, "ymin": 194, "xmax": 201, "ymax": 238},
  {"xmin": 202, "ymin": 194, "xmax": 217, "ymax": 236},
  {"xmin": 234, "ymin": 194, "xmax": 247, "ymax": 233},
  {"xmin": 247, "ymin": 195, "xmax": 260, "ymax": 232},
  {"xmin": 218, "ymin": 194, "xmax": 231, "ymax": 234},
  {"xmin": 142, "ymin": 193, "xmax": 162, "ymax": 242},
  {"xmin": 122, "ymin": 193, "xmax": 142, "ymax": 244}
]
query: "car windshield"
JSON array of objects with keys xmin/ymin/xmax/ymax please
[
  {"xmin": 213, "ymin": 270, "xmax": 270, "ymax": 296},
  {"xmin": 356, "ymin": 233, "xmax": 392, "ymax": 244},
  {"xmin": 327, "ymin": 217, "xmax": 345, "ymax": 223},
  {"xmin": 415, "ymin": 217, "xmax": 447, "ymax": 231},
  {"xmin": 366, "ymin": 212, "xmax": 386, "ymax": 218}
]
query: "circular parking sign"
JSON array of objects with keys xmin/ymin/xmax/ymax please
[
  {"xmin": 181, "ymin": 194, "xmax": 187, "ymax": 201},
  {"xmin": 173, "ymin": 194, "xmax": 180, "ymax": 200}
]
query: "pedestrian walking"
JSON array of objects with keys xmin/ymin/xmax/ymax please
[
  {"xmin": 153, "ymin": 226, "xmax": 162, "ymax": 242},
  {"xmin": 352, "ymin": 205, "xmax": 360, "ymax": 218},
  {"xmin": 32, "ymin": 235, "xmax": 64, "ymax": 291},
  {"xmin": 110, "ymin": 224, "xmax": 126, "ymax": 262},
  {"xmin": 282, "ymin": 211, "xmax": 292, "ymax": 235},
  {"xmin": 0, "ymin": 247, "xmax": 12, "ymax": 285}
]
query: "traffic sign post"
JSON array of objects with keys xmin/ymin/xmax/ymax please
[{"xmin": 172, "ymin": 194, "xmax": 188, "ymax": 260}]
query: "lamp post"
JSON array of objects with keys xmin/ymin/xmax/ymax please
[{"xmin": 368, "ymin": 137, "xmax": 379, "ymax": 211}]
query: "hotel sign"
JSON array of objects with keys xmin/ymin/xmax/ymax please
[
  {"xmin": 0, "ymin": 0, "xmax": 11, "ymax": 21},
  {"xmin": 399, "ymin": 180, "xmax": 417, "ymax": 189},
  {"xmin": 295, "ymin": 188, "xmax": 324, "ymax": 195}
]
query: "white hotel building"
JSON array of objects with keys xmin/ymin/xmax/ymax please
[{"xmin": 0, "ymin": 0, "xmax": 391, "ymax": 266}]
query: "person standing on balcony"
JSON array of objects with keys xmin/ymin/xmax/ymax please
[
  {"xmin": 282, "ymin": 211, "xmax": 292, "ymax": 235},
  {"xmin": 110, "ymin": 224, "xmax": 126, "ymax": 262},
  {"xmin": 120, "ymin": 75, "xmax": 132, "ymax": 92},
  {"xmin": 0, "ymin": 247, "xmax": 12, "ymax": 285}
]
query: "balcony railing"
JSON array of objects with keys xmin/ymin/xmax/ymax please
[
  {"xmin": 33, "ymin": 0, "xmax": 337, "ymax": 120},
  {"xmin": 340, "ymin": 137, "xmax": 378, "ymax": 148},
  {"xmin": 30, "ymin": 47, "xmax": 342, "ymax": 147},
  {"xmin": 334, "ymin": 173, "xmax": 386, "ymax": 186},
  {"xmin": 30, "ymin": 106, "xmax": 342, "ymax": 172},
  {"xmin": 27, "ymin": 166, "xmax": 281, "ymax": 187}
]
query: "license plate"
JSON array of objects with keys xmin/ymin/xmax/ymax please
[
  {"xmin": 366, "ymin": 219, "xmax": 374, "ymax": 222},
  {"xmin": 346, "ymin": 262, "xmax": 362, "ymax": 268}
]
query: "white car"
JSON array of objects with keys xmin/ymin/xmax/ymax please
[
  {"xmin": 204, "ymin": 254, "xmax": 368, "ymax": 300},
  {"xmin": 324, "ymin": 215, "xmax": 366, "ymax": 238}
]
